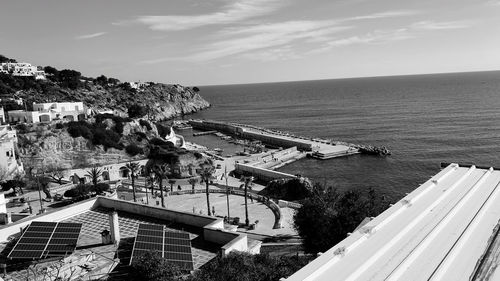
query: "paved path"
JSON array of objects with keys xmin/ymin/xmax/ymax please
[{"xmin": 120, "ymin": 190, "xmax": 298, "ymax": 237}]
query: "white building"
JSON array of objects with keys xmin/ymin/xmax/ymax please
[
  {"xmin": 286, "ymin": 163, "xmax": 500, "ymax": 281},
  {"xmin": 128, "ymin": 81, "xmax": 150, "ymax": 90},
  {"xmin": 0, "ymin": 107, "xmax": 5, "ymax": 124},
  {"xmin": 7, "ymin": 102, "xmax": 86, "ymax": 123},
  {"xmin": 33, "ymin": 101, "xmax": 84, "ymax": 113},
  {"xmin": 0, "ymin": 62, "xmax": 46, "ymax": 79},
  {"xmin": 0, "ymin": 125, "xmax": 22, "ymax": 180},
  {"xmin": 7, "ymin": 110, "xmax": 49, "ymax": 123}
]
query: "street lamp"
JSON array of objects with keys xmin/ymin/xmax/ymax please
[
  {"xmin": 223, "ymin": 166, "xmax": 230, "ymax": 221},
  {"xmin": 150, "ymin": 172, "xmax": 156, "ymax": 203}
]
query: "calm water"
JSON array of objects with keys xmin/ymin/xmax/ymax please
[{"xmin": 188, "ymin": 71, "xmax": 500, "ymax": 202}]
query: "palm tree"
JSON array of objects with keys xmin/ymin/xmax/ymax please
[
  {"xmin": 125, "ymin": 162, "xmax": 141, "ymax": 202},
  {"xmin": 199, "ymin": 164, "xmax": 215, "ymax": 216},
  {"xmin": 86, "ymin": 166, "xmax": 103, "ymax": 190},
  {"xmin": 241, "ymin": 175, "xmax": 254, "ymax": 226},
  {"xmin": 152, "ymin": 164, "xmax": 169, "ymax": 208},
  {"xmin": 188, "ymin": 177, "xmax": 198, "ymax": 194}
]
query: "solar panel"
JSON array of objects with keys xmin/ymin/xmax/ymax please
[
  {"xmin": 130, "ymin": 224, "xmax": 194, "ymax": 270},
  {"xmin": 30, "ymin": 221, "xmax": 57, "ymax": 228},
  {"xmin": 8, "ymin": 221, "xmax": 82, "ymax": 260}
]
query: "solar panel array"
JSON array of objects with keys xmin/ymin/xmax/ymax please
[
  {"xmin": 130, "ymin": 224, "xmax": 194, "ymax": 270},
  {"xmin": 8, "ymin": 221, "xmax": 82, "ymax": 260}
]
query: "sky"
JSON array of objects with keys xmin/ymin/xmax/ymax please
[{"xmin": 1, "ymin": 0, "xmax": 499, "ymax": 86}]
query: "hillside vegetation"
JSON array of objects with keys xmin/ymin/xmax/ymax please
[{"xmin": 0, "ymin": 55, "xmax": 210, "ymax": 120}]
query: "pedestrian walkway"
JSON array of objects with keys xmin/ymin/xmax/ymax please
[{"xmin": 124, "ymin": 191, "xmax": 297, "ymax": 237}]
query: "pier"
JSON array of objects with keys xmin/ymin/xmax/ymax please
[
  {"xmin": 193, "ymin": 130, "xmax": 217, "ymax": 136},
  {"xmin": 189, "ymin": 119, "xmax": 360, "ymax": 159}
]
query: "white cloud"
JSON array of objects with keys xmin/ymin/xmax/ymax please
[
  {"xmin": 410, "ymin": 20, "xmax": 473, "ymax": 30},
  {"xmin": 75, "ymin": 32, "xmax": 107, "ymax": 40},
  {"xmin": 121, "ymin": 0, "xmax": 284, "ymax": 31},
  {"xmin": 486, "ymin": 0, "xmax": 500, "ymax": 6},
  {"xmin": 239, "ymin": 46, "xmax": 301, "ymax": 61},
  {"xmin": 141, "ymin": 20, "xmax": 352, "ymax": 63},
  {"xmin": 308, "ymin": 28, "xmax": 413, "ymax": 54},
  {"xmin": 347, "ymin": 10, "xmax": 420, "ymax": 21}
]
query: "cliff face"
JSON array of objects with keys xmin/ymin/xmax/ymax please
[
  {"xmin": 17, "ymin": 120, "xmax": 159, "ymax": 169},
  {"xmin": 14, "ymin": 82, "xmax": 210, "ymax": 120}
]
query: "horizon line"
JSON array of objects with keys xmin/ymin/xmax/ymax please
[{"xmin": 192, "ymin": 69, "xmax": 500, "ymax": 87}]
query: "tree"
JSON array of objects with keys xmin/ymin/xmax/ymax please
[
  {"xmin": 128, "ymin": 103, "xmax": 147, "ymax": 119},
  {"xmin": 168, "ymin": 179, "xmax": 176, "ymax": 193},
  {"xmin": 126, "ymin": 161, "xmax": 141, "ymax": 202},
  {"xmin": 241, "ymin": 176, "xmax": 254, "ymax": 226},
  {"xmin": 199, "ymin": 164, "xmax": 215, "ymax": 216},
  {"xmin": 39, "ymin": 176, "xmax": 52, "ymax": 199},
  {"xmin": 130, "ymin": 251, "xmax": 182, "ymax": 281},
  {"xmin": 86, "ymin": 166, "xmax": 103, "ymax": 190},
  {"xmin": 107, "ymin": 77, "xmax": 120, "ymax": 85},
  {"xmin": 43, "ymin": 66, "xmax": 59, "ymax": 81},
  {"xmin": 294, "ymin": 185, "xmax": 387, "ymax": 254},
  {"xmin": 259, "ymin": 177, "xmax": 312, "ymax": 201},
  {"xmin": 125, "ymin": 144, "xmax": 143, "ymax": 156},
  {"xmin": 58, "ymin": 69, "xmax": 82, "ymax": 89},
  {"xmin": 152, "ymin": 164, "xmax": 169, "ymax": 208},
  {"xmin": 188, "ymin": 177, "xmax": 198, "ymax": 194},
  {"xmin": 0, "ymin": 54, "xmax": 16, "ymax": 63},
  {"xmin": 192, "ymin": 86, "xmax": 200, "ymax": 92},
  {"xmin": 45, "ymin": 163, "xmax": 65, "ymax": 185},
  {"xmin": 95, "ymin": 75, "xmax": 108, "ymax": 86},
  {"xmin": 190, "ymin": 252, "xmax": 312, "ymax": 281}
]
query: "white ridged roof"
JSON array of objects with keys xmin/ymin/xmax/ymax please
[{"xmin": 286, "ymin": 163, "xmax": 500, "ymax": 281}]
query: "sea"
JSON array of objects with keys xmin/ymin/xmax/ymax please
[{"xmin": 187, "ymin": 71, "xmax": 500, "ymax": 202}]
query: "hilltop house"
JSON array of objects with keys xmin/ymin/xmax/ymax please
[
  {"xmin": 0, "ymin": 62, "xmax": 46, "ymax": 80},
  {"xmin": 7, "ymin": 102, "xmax": 86, "ymax": 123}
]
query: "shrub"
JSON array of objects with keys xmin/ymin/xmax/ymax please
[
  {"xmin": 55, "ymin": 123, "xmax": 64, "ymax": 129},
  {"xmin": 139, "ymin": 119, "xmax": 152, "ymax": 130},
  {"xmin": 130, "ymin": 252, "xmax": 182, "ymax": 281},
  {"xmin": 15, "ymin": 123, "xmax": 28, "ymax": 134},
  {"xmin": 93, "ymin": 182, "xmax": 110, "ymax": 194},
  {"xmin": 125, "ymin": 144, "xmax": 143, "ymax": 156},
  {"xmin": 259, "ymin": 178, "xmax": 313, "ymax": 201},
  {"xmin": 190, "ymin": 252, "xmax": 312, "ymax": 281},
  {"xmin": 194, "ymin": 152, "xmax": 203, "ymax": 159},
  {"xmin": 135, "ymin": 131, "xmax": 147, "ymax": 142},
  {"xmin": 128, "ymin": 104, "xmax": 147, "ymax": 119},
  {"xmin": 64, "ymin": 184, "xmax": 92, "ymax": 198},
  {"xmin": 156, "ymin": 123, "xmax": 171, "ymax": 137}
]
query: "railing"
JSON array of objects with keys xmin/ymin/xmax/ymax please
[{"xmin": 168, "ymin": 188, "xmax": 283, "ymax": 229}]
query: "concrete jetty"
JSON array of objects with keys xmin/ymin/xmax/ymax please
[{"xmin": 189, "ymin": 119, "xmax": 360, "ymax": 159}]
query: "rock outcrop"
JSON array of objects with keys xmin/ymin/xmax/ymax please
[{"xmin": 14, "ymin": 83, "xmax": 210, "ymax": 121}]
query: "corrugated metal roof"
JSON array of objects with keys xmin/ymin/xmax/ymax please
[{"xmin": 286, "ymin": 163, "xmax": 500, "ymax": 281}]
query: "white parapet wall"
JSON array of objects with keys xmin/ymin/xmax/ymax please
[{"xmin": 235, "ymin": 162, "xmax": 297, "ymax": 181}]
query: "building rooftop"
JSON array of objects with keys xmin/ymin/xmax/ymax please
[
  {"xmin": 63, "ymin": 207, "xmax": 218, "ymax": 269},
  {"xmin": 286, "ymin": 163, "xmax": 500, "ymax": 281},
  {"xmin": 0, "ymin": 196, "xmax": 257, "ymax": 280}
]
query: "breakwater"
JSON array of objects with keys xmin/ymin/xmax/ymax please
[{"xmin": 189, "ymin": 119, "xmax": 390, "ymax": 157}]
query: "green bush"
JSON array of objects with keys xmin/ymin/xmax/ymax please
[
  {"xmin": 125, "ymin": 144, "xmax": 143, "ymax": 156},
  {"xmin": 64, "ymin": 184, "xmax": 92, "ymax": 198},
  {"xmin": 128, "ymin": 104, "xmax": 147, "ymax": 119},
  {"xmin": 190, "ymin": 252, "xmax": 312, "ymax": 281},
  {"xmin": 135, "ymin": 131, "xmax": 147, "ymax": 141},
  {"xmin": 259, "ymin": 178, "xmax": 312, "ymax": 201},
  {"xmin": 139, "ymin": 119, "xmax": 152, "ymax": 130},
  {"xmin": 94, "ymin": 182, "xmax": 110, "ymax": 194},
  {"xmin": 130, "ymin": 251, "xmax": 182, "ymax": 281}
]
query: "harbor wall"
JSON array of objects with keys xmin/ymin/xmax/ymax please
[{"xmin": 235, "ymin": 162, "xmax": 296, "ymax": 181}]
